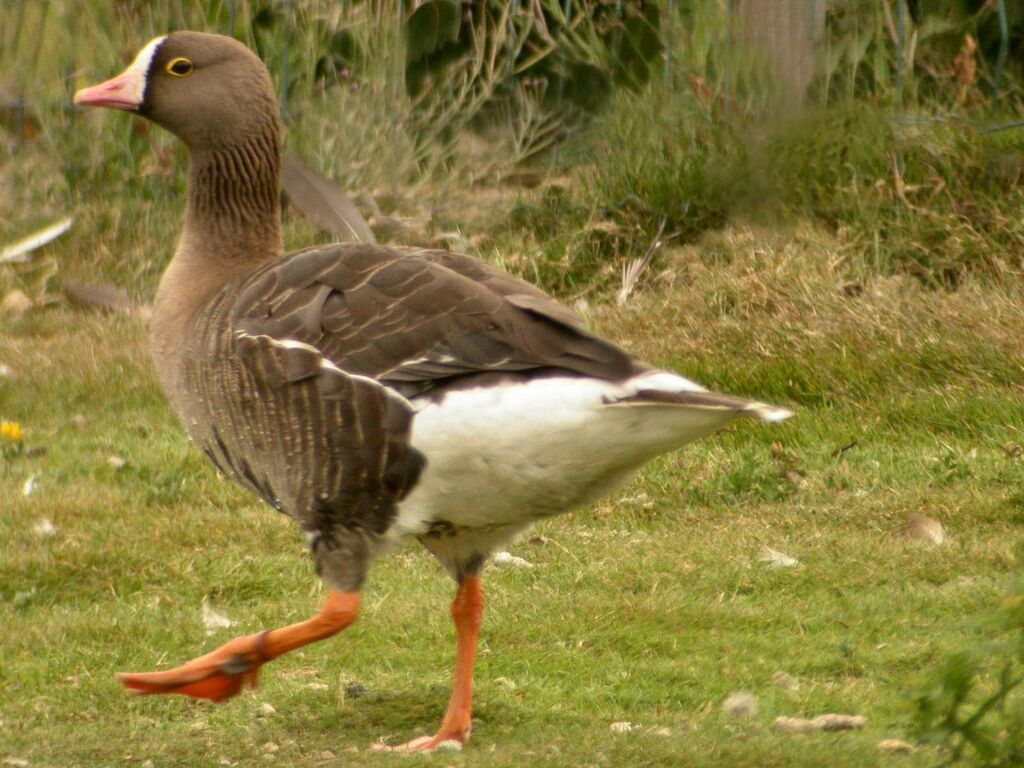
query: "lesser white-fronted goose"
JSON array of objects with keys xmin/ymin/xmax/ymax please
[{"xmin": 74, "ymin": 32, "xmax": 791, "ymax": 751}]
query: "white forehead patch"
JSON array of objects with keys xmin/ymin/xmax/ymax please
[{"xmin": 124, "ymin": 35, "xmax": 167, "ymax": 103}]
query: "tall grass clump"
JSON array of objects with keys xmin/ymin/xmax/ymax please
[
  {"xmin": 753, "ymin": 108, "xmax": 1024, "ymax": 284},
  {"xmin": 471, "ymin": 0, "xmax": 1024, "ymax": 296},
  {"xmin": 577, "ymin": 3, "xmax": 1024, "ymax": 286},
  {"xmin": 821, "ymin": 0, "xmax": 1024, "ymax": 107},
  {"xmin": 575, "ymin": 2, "xmax": 1024, "ymax": 287},
  {"xmin": 587, "ymin": 82, "xmax": 742, "ymax": 243}
]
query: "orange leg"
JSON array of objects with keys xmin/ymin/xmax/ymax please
[
  {"xmin": 376, "ymin": 576, "xmax": 485, "ymax": 752},
  {"xmin": 120, "ymin": 590, "xmax": 360, "ymax": 702}
]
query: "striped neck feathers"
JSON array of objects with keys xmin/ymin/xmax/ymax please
[{"xmin": 183, "ymin": 118, "xmax": 283, "ymax": 268}]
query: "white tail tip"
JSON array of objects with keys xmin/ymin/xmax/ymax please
[{"xmin": 746, "ymin": 403, "xmax": 794, "ymax": 423}]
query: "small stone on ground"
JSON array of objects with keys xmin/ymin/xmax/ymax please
[
  {"xmin": 773, "ymin": 714, "xmax": 867, "ymax": 733},
  {"xmin": 1, "ymin": 290, "xmax": 32, "ymax": 319},
  {"xmin": 759, "ymin": 547, "xmax": 799, "ymax": 568},
  {"xmin": 493, "ymin": 551, "xmax": 534, "ymax": 568},
  {"xmin": 771, "ymin": 671, "xmax": 799, "ymax": 690},
  {"xmin": 722, "ymin": 691, "xmax": 758, "ymax": 718},
  {"xmin": 906, "ymin": 514, "xmax": 944, "ymax": 545},
  {"xmin": 877, "ymin": 739, "xmax": 915, "ymax": 753}
]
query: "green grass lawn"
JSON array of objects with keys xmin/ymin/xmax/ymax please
[{"xmin": 3, "ymin": 215, "xmax": 1022, "ymax": 766}]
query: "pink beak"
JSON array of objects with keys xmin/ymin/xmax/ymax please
[{"xmin": 73, "ymin": 69, "xmax": 145, "ymax": 111}]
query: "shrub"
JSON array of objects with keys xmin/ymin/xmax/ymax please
[{"xmin": 915, "ymin": 567, "xmax": 1024, "ymax": 767}]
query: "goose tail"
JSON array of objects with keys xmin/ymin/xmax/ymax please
[{"xmin": 612, "ymin": 370, "xmax": 794, "ymax": 423}]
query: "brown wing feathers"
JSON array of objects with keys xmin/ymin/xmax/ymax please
[
  {"xmin": 230, "ymin": 243, "xmax": 640, "ymax": 392},
  {"xmin": 414, "ymin": 248, "xmax": 587, "ymax": 330}
]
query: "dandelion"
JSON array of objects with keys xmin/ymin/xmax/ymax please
[{"xmin": 1, "ymin": 421, "xmax": 23, "ymax": 444}]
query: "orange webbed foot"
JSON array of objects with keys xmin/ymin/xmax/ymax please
[{"xmin": 119, "ymin": 630, "xmax": 271, "ymax": 703}]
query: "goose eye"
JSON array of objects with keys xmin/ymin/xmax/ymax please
[{"xmin": 166, "ymin": 57, "xmax": 194, "ymax": 77}]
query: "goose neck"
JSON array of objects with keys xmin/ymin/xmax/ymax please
[{"xmin": 183, "ymin": 128, "xmax": 283, "ymax": 266}]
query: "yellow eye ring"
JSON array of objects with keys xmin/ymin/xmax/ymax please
[{"xmin": 166, "ymin": 57, "xmax": 194, "ymax": 77}]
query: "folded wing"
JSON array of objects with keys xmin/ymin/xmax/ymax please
[{"xmin": 228, "ymin": 244, "xmax": 642, "ymax": 398}]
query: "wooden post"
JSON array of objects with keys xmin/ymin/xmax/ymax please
[{"xmin": 735, "ymin": 0, "xmax": 826, "ymax": 109}]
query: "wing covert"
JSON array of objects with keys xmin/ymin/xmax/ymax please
[{"xmin": 229, "ymin": 243, "xmax": 640, "ymax": 395}]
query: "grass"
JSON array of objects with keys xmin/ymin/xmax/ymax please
[
  {"xmin": 3, "ymin": 222, "xmax": 1023, "ymax": 766},
  {"xmin": 3, "ymin": 2, "xmax": 1024, "ymax": 766}
]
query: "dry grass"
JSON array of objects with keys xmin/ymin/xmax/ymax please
[{"xmin": 604, "ymin": 223, "xmax": 1024, "ymax": 364}]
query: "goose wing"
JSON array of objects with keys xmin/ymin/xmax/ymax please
[{"xmin": 228, "ymin": 243, "xmax": 640, "ymax": 396}]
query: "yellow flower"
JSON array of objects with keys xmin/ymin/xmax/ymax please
[{"xmin": 1, "ymin": 421, "xmax": 23, "ymax": 443}]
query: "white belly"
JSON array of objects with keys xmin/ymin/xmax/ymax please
[{"xmin": 390, "ymin": 372, "xmax": 737, "ymax": 538}]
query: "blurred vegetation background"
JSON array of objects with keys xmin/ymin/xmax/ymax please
[
  {"xmin": 2, "ymin": 0, "xmax": 1022, "ymax": 292},
  {"xmin": 2, "ymin": 2, "xmax": 1023, "ymax": 765}
]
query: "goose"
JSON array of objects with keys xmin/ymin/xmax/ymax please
[{"xmin": 74, "ymin": 32, "xmax": 791, "ymax": 752}]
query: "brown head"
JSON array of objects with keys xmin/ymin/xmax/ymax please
[{"xmin": 74, "ymin": 31, "xmax": 279, "ymax": 150}]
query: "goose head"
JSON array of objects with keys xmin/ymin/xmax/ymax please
[{"xmin": 74, "ymin": 31, "xmax": 278, "ymax": 150}]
